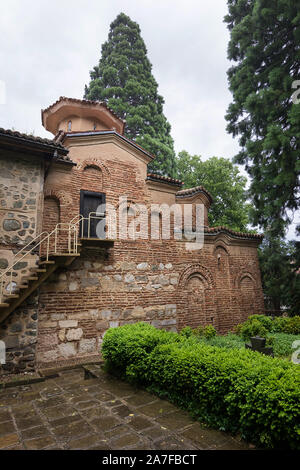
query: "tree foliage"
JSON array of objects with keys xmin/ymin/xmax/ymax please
[
  {"xmin": 224, "ymin": 0, "xmax": 300, "ymax": 237},
  {"xmin": 258, "ymin": 234, "xmax": 300, "ymax": 315},
  {"xmin": 84, "ymin": 12, "xmax": 176, "ymax": 177},
  {"xmin": 176, "ymin": 150, "xmax": 250, "ymax": 231}
]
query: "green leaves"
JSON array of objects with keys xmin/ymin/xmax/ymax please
[
  {"xmin": 225, "ymin": 0, "xmax": 300, "ymax": 239},
  {"xmin": 101, "ymin": 322, "xmax": 300, "ymax": 449},
  {"xmin": 84, "ymin": 12, "xmax": 176, "ymax": 177},
  {"xmin": 258, "ymin": 234, "xmax": 300, "ymax": 313},
  {"xmin": 176, "ymin": 151, "xmax": 250, "ymax": 231}
]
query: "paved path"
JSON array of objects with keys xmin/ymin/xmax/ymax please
[{"xmin": 0, "ymin": 367, "xmax": 251, "ymax": 450}]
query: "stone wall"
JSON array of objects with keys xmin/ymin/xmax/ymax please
[
  {"xmin": 0, "ymin": 150, "xmax": 44, "ymax": 375},
  {"xmin": 0, "ymin": 150, "xmax": 44, "ymax": 291},
  {"xmin": 0, "ymin": 292, "xmax": 38, "ymax": 374}
]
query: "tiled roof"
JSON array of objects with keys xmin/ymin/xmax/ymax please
[
  {"xmin": 0, "ymin": 127, "xmax": 74, "ymax": 164},
  {"xmin": 42, "ymin": 96, "xmax": 126, "ymax": 125},
  {"xmin": 204, "ymin": 226, "xmax": 263, "ymax": 239},
  {"xmin": 176, "ymin": 186, "xmax": 213, "ymax": 203},
  {"xmin": 146, "ymin": 173, "xmax": 184, "ymax": 187},
  {"xmin": 0, "ymin": 127, "xmax": 66, "ymax": 150}
]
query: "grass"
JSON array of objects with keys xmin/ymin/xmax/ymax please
[{"xmin": 195, "ymin": 332, "xmax": 300, "ymax": 360}]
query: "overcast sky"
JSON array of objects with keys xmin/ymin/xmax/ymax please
[{"xmin": 0, "ymin": 0, "xmax": 298, "ymax": 238}]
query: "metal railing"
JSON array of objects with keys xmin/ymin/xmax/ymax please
[{"xmin": 0, "ymin": 212, "xmax": 106, "ymax": 304}]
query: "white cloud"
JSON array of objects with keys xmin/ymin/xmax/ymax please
[{"xmin": 0, "ymin": 0, "xmax": 298, "ymax": 239}]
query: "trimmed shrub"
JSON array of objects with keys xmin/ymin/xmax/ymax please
[
  {"xmin": 283, "ymin": 316, "xmax": 300, "ymax": 335},
  {"xmin": 236, "ymin": 315, "xmax": 300, "ymax": 338},
  {"xmin": 238, "ymin": 319, "xmax": 268, "ymax": 341},
  {"xmin": 180, "ymin": 326, "xmax": 193, "ymax": 338},
  {"xmin": 102, "ymin": 322, "xmax": 300, "ymax": 449},
  {"xmin": 180, "ymin": 324, "xmax": 216, "ymax": 339},
  {"xmin": 203, "ymin": 325, "xmax": 217, "ymax": 339},
  {"xmin": 272, "ymin": 316, "xmax": 289, "ymax": 333}
]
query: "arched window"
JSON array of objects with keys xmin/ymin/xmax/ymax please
[
  {"xmin": 82, "ymin": 165, "xmax": 103, "ymax": 191},
  {"xmin": 67, "ymin": 120, "xmax": 72, "ymax": 131},
  {"xmin": 214, "ymin": 245, "xmax": 229, "ymax": 271}
]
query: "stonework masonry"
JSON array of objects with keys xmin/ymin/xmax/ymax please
[{"xmin": 0, "ymin": 98, "xmax": 265, "ymax": 373}]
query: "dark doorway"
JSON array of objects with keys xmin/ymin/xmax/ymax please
[{"xmin": 79, "ymin": 190, "xmax": 106, "ymax": 238}]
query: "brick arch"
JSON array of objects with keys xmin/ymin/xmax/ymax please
[
  {"xmin": 178, "ymin": 264, "xmax": 216, "ymax": 330},
  {"xmin": 43, "ymin": 189, "xmax": 72, "ymax": 207},
  {"xmin": 234, "ymin": 270, "xmax": 257, "ymax": 289},
  {"xmin": 77, "ymin": 158, "xmax": 110, "ymax": 177},
  {"xmin": 42, "ymin": 195, "xmax": 60, "ymax": 235},
  {"xmin": 179, "ymin": 264, "xmax": 215, "ymax": 289},
  {"xmin": 214, "ymin": 242, "xmax": 229, "ymax": 256},
  {"xmin": 115, "ymin": 198, "xmax": 136, "ymax": 210}
]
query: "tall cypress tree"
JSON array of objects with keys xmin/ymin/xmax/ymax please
[
  {"xmin": 225, "ymin": 0, "xmax": 300, "ymax": 238},
  {"xmin": 84, "ymin": 12, "xmax": 176, "ymax": 177}
]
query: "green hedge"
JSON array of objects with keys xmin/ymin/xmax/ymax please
[
  {"xmin": 102, "ymin": 322, "xmax": 300, "ymax": 449},
  {"xmin": 235, "ymin": 315, "xmax": 300, "ymax": 339}
]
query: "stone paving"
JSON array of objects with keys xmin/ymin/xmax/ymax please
[{"xmin": 0, "ymin": 366, "xmax": 252, "ymax": 450}]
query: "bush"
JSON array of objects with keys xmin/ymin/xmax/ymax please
[
  {"xmin": 180, "ymin": 326, "xmax": 193, "ymax": 338},
  {"xmin": 283, "ymin": 316, "xmax": 300, "ymax": 335},
  {"xmin": 272, "ymin": 317, "xmax": 289, "ymax": 333},
  {"xmin": 203, "ymin": 325, "xmax": 217, "ymax": 339},
  {"xmin": 236, "ymin": 315, "xmax": 300, "ymax": 337},
  {"xmin": 238, "ymin": 319, "xmax": 268, "ymax": 341},
  {"xmin": 180, "ymin": 324, "xmax": 216, "ymax": 339},
  {"xmin": 102, "ymin": 323, "xmax": 300, "ymax": 449}
]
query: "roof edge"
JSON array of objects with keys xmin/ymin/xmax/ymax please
[
  {"xmin": 61, "ymin": 130, "xmax": 155, "ymax": 161},
  {"xmin": 146, "ymin": 173, "xmax": 183, "ymax": 187},
  {"xmin": 176, "ymin": 185, "xmax": 213, "ymax": 203}
]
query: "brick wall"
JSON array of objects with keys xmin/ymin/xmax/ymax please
[{"xmin": 0, "ymin": 133, "xmax": 265, "ymax": 371}]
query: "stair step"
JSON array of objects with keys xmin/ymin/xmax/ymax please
[
  {"xmin": 33, "ymin": 269, "xmax": 47, "ymax": 273},
  {"xmin": 4, "ymin": 294, "xmax": 19, "ymax": 299},
  {"xmin": 39, "ymin": 260, "xmax": 55, "ymax": 265},
  {"xmin": 52, "ymin": 253, "xmax": 80, "ymax": 257},
  {"xmin": 19, "ymin": 284, "xmax": 29, "ymax": 289},
  {"xmin": 0, "ymin": 303, "xmax": 9, "ymax": 308},
  {"xmin": 23, "ymin": 276, "xmax": 38, "ymax": 281}
]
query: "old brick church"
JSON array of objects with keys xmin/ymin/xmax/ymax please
[{"xmin": 0, "ymin": 97, "xmax": 264, "ymax": 373}]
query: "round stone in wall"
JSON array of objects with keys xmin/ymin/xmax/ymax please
[
  {"xmin": 3, "ymin": 219, "xmax": 21, "ymax": 231},
  {"xmin": 0, "ymin": 258, "xmax": 8, "ymax": 269}
]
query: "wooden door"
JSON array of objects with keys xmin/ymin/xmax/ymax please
[{"xmin": 80, "ymin": 190, "xmax": 106, "ymax": 238}]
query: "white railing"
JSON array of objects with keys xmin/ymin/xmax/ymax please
[{"xmin": 0, "ymin": 212, "xmax": 106, "ymax": 305}]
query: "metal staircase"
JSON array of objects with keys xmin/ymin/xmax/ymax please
[{"xmin": 0, "ymin": 213, "xmax": 108, "ymax": 324}]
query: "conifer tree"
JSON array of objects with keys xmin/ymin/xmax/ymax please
[
  {"xmin": 225, "ymin": 0, "xmax": 300, "ymax": 238},
  {"xmin": 84, "ymin": 13, "xmax": 176, "ymax": 177}
]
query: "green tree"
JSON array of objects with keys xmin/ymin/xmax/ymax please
[
  {"xmin": 176, "ymin": 151, "xmax": 250, "ymax": 231},
  {"xmin": 258, "ymin": 234, "xmax": 300, "ymax": 315},
  {"xmin": 84, "ymin": 12, "xmax": 176, "ymax": 177},
  {"xmin": 224, "ymin": 0, "xmax": 300, "ymax": 238}
]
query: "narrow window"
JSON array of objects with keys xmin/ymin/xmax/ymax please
[{"xmin": 68, "ymin": 120, "xmax": 72, "ymax": 131}]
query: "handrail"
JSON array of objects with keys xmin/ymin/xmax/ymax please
[
  {"xmin": 0, "ymin": 223, "xmax": 78, "ymax": 301},
  {"xmin": 0, "ymin": 231, "xmax": 49, "ymax": 279},
  {"xmin": 0, "ymin": 212, "xmax": 108, "ymax": 303}
]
